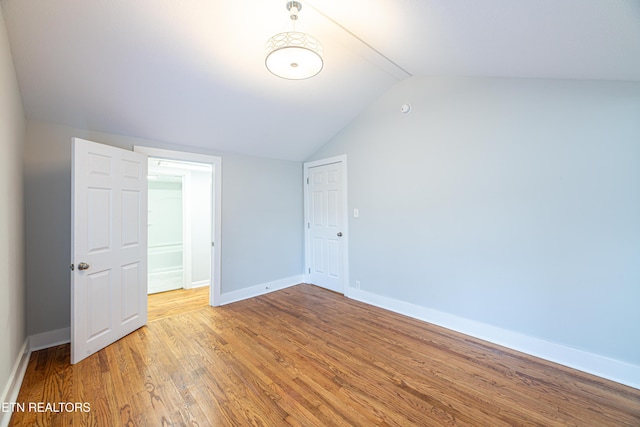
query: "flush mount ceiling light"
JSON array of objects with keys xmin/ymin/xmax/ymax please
[{"xmin": 265, "ymin": 1, "xmax": 323, "ymax": 80}]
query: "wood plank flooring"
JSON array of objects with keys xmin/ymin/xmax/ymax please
[
  {"xmin": 148, "ymin": 286, "xmax": 209, "ymax": 322},
  {"xmin": 10, "ymin": 284, "xmax": 640, "ymax": 426}
]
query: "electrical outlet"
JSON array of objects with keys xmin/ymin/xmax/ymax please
[{"xmin": 355, "ymin": 280, "xmax": 361, "ymax": 289}]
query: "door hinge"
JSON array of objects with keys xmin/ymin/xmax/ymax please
[
  {"xmin": 307, "ymin": 222, "xmax": 310, "ymax": 229},
  {"xmin": 306, "ymin": 177, "xmax": 309, "ymax": 184},
  {"xmin": 70, "ymin": 264, "xmax": 74, "ymax": 271},
  {"xmin": 212, "ymin": 241, "xmax": 215, "ymax": 247},
  {"xmin": 308, "ymin": 268, "xmax": 311, "ymax": 274}
]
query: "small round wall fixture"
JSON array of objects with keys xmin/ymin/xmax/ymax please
[
  {"xmin": 400, "ymin": 103, "xmax": 412, "ymax": 115},
  {"xmin": 265, "ymin": 2, "xmax": 324, "ymax": 80}
]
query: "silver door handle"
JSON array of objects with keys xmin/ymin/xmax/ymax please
[
  {"xmin": 78, "ymin": 262, "xmax": 90, "ymax": 271},
  {"xmin": 337, "ymin": 232, "xmax": 342, "ymax": 237}
]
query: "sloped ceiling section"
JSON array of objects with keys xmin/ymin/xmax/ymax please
[{"xmin": 2, "ymin": 0, "xmax": 639, "ymax": 161}]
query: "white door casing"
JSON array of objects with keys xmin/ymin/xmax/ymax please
[
  {"xmin": 134, "ymin": 146, "xmax": 222, "ymax": 307},
  {"xmin": 71, "ymin": 138, "xmax": 148, "ymax": 364},
  {"xmin": 304, "ymin": 156, "xmax": 348, "ymax": 293}
]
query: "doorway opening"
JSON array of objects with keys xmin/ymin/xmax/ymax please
[
  {"xmin": 134, "ymin": 146, "xmax": 222, "ymax": 307},
  {"xmin": 147, "ymin": 159, "xmax": 212, "ymax": 295}
]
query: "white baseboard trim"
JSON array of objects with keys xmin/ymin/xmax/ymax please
[
  {"xmin": 219, "ymin": 275, "xmax": 304, "ymax": 305},
  {"xmin": 346, "ymin": 288, "xmax": 640, "ymax": 391},
  {"xmin": 0, "ymin": 339, "xmax": 30, "ymax": 427},
  {"xmin": 29, "ymin": 327, "xmax": 71, "ymax": 352}
]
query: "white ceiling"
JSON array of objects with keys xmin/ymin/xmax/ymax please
[{"xmin": 2, "ymin": 0, "xmax": 639, "ymax": 161}]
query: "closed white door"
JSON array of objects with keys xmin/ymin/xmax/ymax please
[
  {"xmin": 307, "ymin": 162, "xmax": 344, "ymax": 292},
  {"xmin": 71, "ymin": 138, "xmax": 148, "ymax": 364}
]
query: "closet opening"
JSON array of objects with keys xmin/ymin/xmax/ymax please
[
  {"xmin": 134, "ymin": 146, "xmax": 222, "ymax": 308},
  {"xmin": 147, "ymin": 159, "xmax": 212, "ymax": 295}
]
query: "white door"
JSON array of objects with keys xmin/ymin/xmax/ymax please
[
  {"xmin": 307, "ymin": 162, "xmax": 345, "ymax": 292},
  {"xmin": 71, "ymin": 138, "xmax": 148, "ymax": 364}
]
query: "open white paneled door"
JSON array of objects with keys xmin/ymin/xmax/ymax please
[{"xmin": 71, "ymin": 138, "xmax": 148, "ymax": 364}]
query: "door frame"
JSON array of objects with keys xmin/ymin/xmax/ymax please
[
  {"xmin": 303, "ymin": 155, "xmax": 349, "ymax": 295},
  {"xmin": 134, "ymin": 146, "xmax": 222, "ymax": 306}
]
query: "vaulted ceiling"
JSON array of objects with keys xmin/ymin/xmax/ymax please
[{"xmin": 2, "ymin": 0, "xmax": 639, "ymax": 161}]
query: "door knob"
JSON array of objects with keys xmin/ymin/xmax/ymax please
[
  {"xmin": 337, "ymin": 232, "xmax": 342, "ymax": 237},
  {"xmin": 78, "ymin": 262, "xmax": 90, "ymax": 271}
]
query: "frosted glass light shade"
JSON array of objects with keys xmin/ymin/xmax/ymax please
[{"xmin": 265, "ymin": 32, "xmax": 323, "ymax": 80}]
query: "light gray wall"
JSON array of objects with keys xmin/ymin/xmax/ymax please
[
  {"xmin": 221, "ymin": 154, "xmax": 304, "ymax": 290},
  {"xmin": 0, "ymin": 5, "xmax": 26, "ymax": 399},
  {"xmin": 24, "ymin": 120, "xmax": 304, "ymax": 336},
  {"xmin": 308, "ymin": 76, "xmax": 640, "ymax": 366}
]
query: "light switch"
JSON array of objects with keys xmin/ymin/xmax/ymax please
[{"xmin": 354, "ymin": 208, "xmax": 359, "ymax": 218}]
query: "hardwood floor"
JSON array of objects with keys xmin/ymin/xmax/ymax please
[
  {"xmin": 148, "ymin": 286, "xmax": 210, "ymax": 322},
  {"xmin": 10, "ymin": 284, "xmax": 640, "ymax": 426}
]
